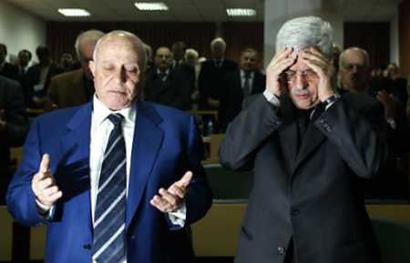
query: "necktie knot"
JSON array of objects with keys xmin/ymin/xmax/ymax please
[{"xmin": 108, "ymin": 113, "xmax": 123, "ymax": 127}]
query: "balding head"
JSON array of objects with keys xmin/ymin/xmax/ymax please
[
  {"xmin": 90, "ymin": 30, "xmax": 146, "ymax": 110},
  {"xmin": 93, "ymin": 30, "xmax": 146, "ymax": 72},
  {"xmin": 338, "ymin": 47, "xmax": 370, "ymax": 92}
]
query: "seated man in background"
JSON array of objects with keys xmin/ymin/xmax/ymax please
[
  {"xmin": 47, "ymin": 29, "xmax": 104, "ymax": 109},
  {"xmin": 339, "ymin": 47, "xmax": 410, "ymax": 199},
  {"xmin": 0, "ymin": 76, "xmax": 28, "ymax": 204},
  {"xmin": 220, "ymin": 16, "xmax": 385, "ymax": 263},
  {"xmin": 7, "ymin": 30, "xmax": 212, "ymax": 263}
]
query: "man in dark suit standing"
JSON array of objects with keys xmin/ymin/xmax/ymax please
[
  {"xmin": 7, "ymin": 31, "xmax": 212, "ymax": 263},
  {"xmin": 198, "ymin": 37, "xmax": 238, "ymax": 112},
  {"xmin": 220, "ymin": 48, "xmax": 266, "ymax": 131},
  {"xmin": 220, "ymin": 16, "xmax": 385, "ymax": 263},
  {"xmin": 144, "ymin": 46, "xmax": 192, "ymax": 110},
  {"xmin": 0, "ymin": 76, "xmax": 28, "ymax": 204},
  {"xmin": 25, "ymin": 46, "xmax": 63, "ymax": 108},
  {"xmin": 0, "ymin": 43, "xmax": 19, "ymax": 81}
]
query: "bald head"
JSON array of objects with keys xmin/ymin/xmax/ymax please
[
  {"xmin": 338, "ymin": 47, "xmax": 370, "ymax": 92},
  {"xmin": 93, "ymin": 30, "xmax": 146, "ymax": 72},
  {"xmin": 90, "ymin": 30, "xmax": 145, "ymax": 110}
]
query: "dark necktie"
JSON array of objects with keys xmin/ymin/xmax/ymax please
[
  {"xmin": 296, "ymin": 109, "xmax": 311, "ymax": 152},
  {"xmin": 243, "ymin": 71, "xmax": 252, "ymax": 98},
  {"xmin": 92, "ymin": 113, "xmax": 127, "ymax": 263},
  {"xmin": 296, "ymin": 104, "xmax": 324, "ymax": 151}
]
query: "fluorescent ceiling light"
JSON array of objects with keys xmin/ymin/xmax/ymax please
[
  {"xmin": 58, "ymin": 8, "xmax": 90, "ymax": 17},
  {"xmin": 134, "ymin": 2, "xmax": 169, "ymax": 11},
  {"xmin": 226, "ymin": 8, "xmax": 256, "ymax": 17}
]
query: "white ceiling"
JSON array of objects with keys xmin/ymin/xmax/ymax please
[{"xmin": 4, "ymin": 0, "xmax": 402, "ymax": 22}]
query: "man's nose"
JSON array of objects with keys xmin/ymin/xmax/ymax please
[
  {"xmin": 351, "ymin": 65, "xmax": 359, "ymax": 74},
  {"xmin": 114, "ymin": 66, "xmax": 127, "ymax": 83},
  {"xmin": 295, "ymin": 73, "xmax": 307, "ymax": 87}
]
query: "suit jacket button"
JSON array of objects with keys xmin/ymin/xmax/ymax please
[
  {"xmin": 277, "ymin": 246, "xmax": 286, "ymax": 255},
  {"xmin": 83, "ymin": 244, "xmax": 92, "ymax": 250}
]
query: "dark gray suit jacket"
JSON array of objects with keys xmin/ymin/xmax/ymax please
[{"xmin": 219, "ymin": 94, "xmax": 386, "ymax": 263}]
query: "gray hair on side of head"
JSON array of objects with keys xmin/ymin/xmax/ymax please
[
  {"xmin": 74, "ymin": 29, "xmax": 104, "ymax": 60},
  {"xmin": 93, "ymin": 30, "xmax": 146, "ymax": 72},
  {"xmin": 276, "ymin": 16, "xmax": 333, "ymax": 58}
]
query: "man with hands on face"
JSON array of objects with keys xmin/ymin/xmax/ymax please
[
  {"xmin": 220, "ymin": 16, "xmax": 385, "ymax": 263},
  {"xmin": 7, "ymin": 30, "xmax": 212, "ymax": 263}
]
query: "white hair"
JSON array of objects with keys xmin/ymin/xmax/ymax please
[
  {"xmin": 210, "ymin": 37, "xmax": 226, "ymax": 49},
  {"xmin": 276, "ymin": 16, "xmax": 333, "ymax": 58},
  {"xmin": 184, "ymin": 48, "xmax": 199, "ymax": 60},
  {"xmin": 93, "ymin": 30, "xmax": 146, "ymax": 72},
  {"xmin": 74, "ymin": 29, "xmax": 104, "ymax": 60}
]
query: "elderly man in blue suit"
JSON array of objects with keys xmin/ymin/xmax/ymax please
[{"xmin": 7, "ymin": 30, "xmax": 212, "ymax": 263}]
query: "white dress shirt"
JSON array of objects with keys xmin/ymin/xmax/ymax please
[
  {"xmin": 240, "ymin": 69, "xmax": 254, "ymax": 92},
  {"xmin": 90, "ymin": 97, "xmax": 185, "ymax": 263},
  {"xmin": 90, "ymin": 96, "xmax": 186, "ymax": 225}
]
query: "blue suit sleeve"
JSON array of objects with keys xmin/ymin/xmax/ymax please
[{"xmin": 6, "ymin": 118, "xmax": 48, "ymax": 226}]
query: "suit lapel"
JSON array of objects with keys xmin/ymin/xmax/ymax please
[
  {"xmin": 60, "ymin": 103, "xmax": 93, "ymax": 231},
  {"xmin": 295, "ymin": 120, "xmax": 325, "ymax": 168},
  {"xmin": 126, "ymin": 102, "xmax": 164, "ymax": 228}
]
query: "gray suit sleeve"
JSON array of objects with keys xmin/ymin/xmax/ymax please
[
  {"xmin": 314, "ymin": 98, "xmax": 387, "ymax": 179},
  {"xmin": 219, "ymin": 94, "xmax": 282, "ymax": 171}
]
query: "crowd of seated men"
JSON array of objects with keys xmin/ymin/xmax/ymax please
[{"xmin": 0, "ymin": 29, "xmax": 409, "ymax": 204}]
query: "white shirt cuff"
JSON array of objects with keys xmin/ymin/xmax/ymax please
[
  {"xmin": 35, "ymin": 199, "xmax": 54, "ymax": 220},
  {"xmin": 263, "ymin": 90, "xmax": 280, "ymax": 107},
  {"xmin": 167, "ymin": 202, "xmax": 186, "ymax": 227}
]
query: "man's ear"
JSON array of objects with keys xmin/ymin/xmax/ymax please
[{"xmin": 89, "ymin": 60, "xmax": 96, "ymax": 78}]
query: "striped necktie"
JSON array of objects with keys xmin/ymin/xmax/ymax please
[{"xmin": 92, "ymin": 113, "xmax": 127, "ymax": 263}]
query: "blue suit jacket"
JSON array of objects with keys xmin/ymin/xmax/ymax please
[{"xmin": 7, "ymin": 101, "xmax": 212, "ymax": 263}]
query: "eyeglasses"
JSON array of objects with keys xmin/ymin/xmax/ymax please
[{"xmin": 282, "ymin": 69, "xmax": 318, "ymax": 83}]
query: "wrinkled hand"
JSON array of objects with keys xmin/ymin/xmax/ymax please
[
  {"xmin": 150, "ymin": 171, "xmax": 193, "ymax": 213},
  {"xmin": 266, "ymin": 48, "xmax": 297, "ymax": 97},
  {"xmin": 377, "ymin": 90, "xmax": 397, "ymax": 120},
  {"xmin": 31, "ymin": 154, "xmax": 62, "ymax": 211},
  {"xmin": 300, "ymin": 47, "xmax": 335, "ymax": 101}
]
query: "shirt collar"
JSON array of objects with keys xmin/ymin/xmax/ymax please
[
  {"xmin": 93, "ymin": 95, "xmax": 136, "ymax": 126},
  {"xmin": 240, "ymin": 69, "xmax": 254, "ymax": 78},
  {"xmin": 156, "ymin": 68, "xmax": 170, "ymax": 75}
]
